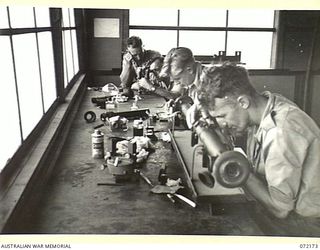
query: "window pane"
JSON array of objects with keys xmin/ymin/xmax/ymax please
[
  {"xmin": 129, "ymin": 29, "xmax": 177, "ymax": 55},
  {"xmin": 0, "ymin": 7, "xmax": 9, "ymax": 28},
  {"xmin": 179, "ymin": 9, "xmax": 227, "ymax": 27},
  {"xmin": 0, "ymin": 37, "xmax": 21, "ymax": 171},
  {"xmin": 63, "ymin": 30, "xmax": 74, "ymax": 83},
  {"xmin": 35, "ymin": 7, "xmax": 50, "ymax": 27},
  {"xmin": 62, "ymin": 8, "xmax": 70, "ymax": 27},
  {"xmin": 70, "ymin": 8, "xmax": 75, "ymax": 27},
  {"xmin": 130, "ymin": 9, "xmax": 178, "ymax": 26},
  {"xmin": 12, "ymin": 34, "xmax": 43, "ymax": 139},
  {"xmin": 9, "ymin": 6, "xmax": 35, "ymax": 28},
  {"xmin": 228, "ymin": 10, "xmax": 274, "ymax": 28},
  {"xmin": 62, "ymin": 32, "xmax": 69, "ymax": 86},
  {"xmin": 227, "ymin": 31, "xmax": 273, "ymax": 69},
  {"xmin": 71, "ymin": 30, "xmax": 79, "ymax": 73},
  {"xmin": 179, "ymin": 31, "xmax": 225, "ymax": 55},
  {"xmin": 63, "ymin": 51, "xmax": 68, "ymax": 87},
  {"xmin": 38, "ymin": 32, "xmax": 57, "ymax": 112}
]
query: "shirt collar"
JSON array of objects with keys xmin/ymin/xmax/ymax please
[{"xmin": 254, "ymin": 91, "xmax": 277, "ymax": 139}]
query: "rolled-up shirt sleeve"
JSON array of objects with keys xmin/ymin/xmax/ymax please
[
  {"xmin": 153, "ymin": 87, "xmax": 181, "ymax": 101},
  {"xmin": 263, "ymin": 126, "xmax": 308, "ymax": 212}
]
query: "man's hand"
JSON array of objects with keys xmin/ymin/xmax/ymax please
[
  {"xmin": 149, "ymin": 58, "xmax": 163, "ymax": 72},
  {"xmin": 131, "ymin": 82, "xmax": 140, "ymax": 91},
  {"xmin": 123, "ymin": 52, "xmax": 133, "ymax": 61},
  {"xmin": 137, "ymin": 78, "xmax": 154, "ymax": 91},
  {"xmin": 164, "ymin": 99, "xmax": 175, "ymax": 111}
]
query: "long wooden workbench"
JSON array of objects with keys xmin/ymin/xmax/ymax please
[{"xmin": 15, "ymin": 89, "xmax": 264, "ymax": 235}]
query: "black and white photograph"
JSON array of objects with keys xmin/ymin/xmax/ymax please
[{"xmin": 0, "ymin": 2, "xmax": 320, "ymax": 249}]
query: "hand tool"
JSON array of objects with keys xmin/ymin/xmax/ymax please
[
  {"xmin": 94, "ymin": 123, "xmax": 105, "ymax": 129},
  {"xmin": 166, "ymin": 194, "xmax": 176, "ymax": 203},
  {"xmin": 134, "ymin": 169, "xmax": 154, "ymax": 187},
  {"xmin": 97, "ymin": 182, "xmax": 124, "ymax": 186},
  {"xmin": 172, "ymin": 193, "xmax": 196, "ymax": 208}
]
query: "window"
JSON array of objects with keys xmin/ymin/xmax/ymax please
[
  {"xmin": 129, "ymin": 9, "xmax": 275, "ymax": 69},
  {"xmin": 129, "ymin": 9, "xmax": 177, "ymax": 26},
  {"xmin": 179, "ymin": 31, "xmax": 225, "ymax": 55},
  {"xmin": 0, "ymin": 36, "xmax": 21, "ymax": 169},
  {"xmin": 227, "ymin": 32, "xmax": 273, "ymax": 69},
  {"xmin": 179, "ymin": 9, "xmax": 226, "ymax": 27},
  {"xmin": 0, "ymin": 8, "xmax": 9, "ymax": 28},
  {"xmin": 12, "ymin": 33, "xmax": 43, "ymax": 138},
  {"xmin": 37, "ymin": 32, "xmax": 57, "ymax": 111},
  {"xmin": 129, "ymin": 29, "xmax": 177, "ymax": 55},
  {"xmin": 0, "ymin": 7, "xmax": 80, "ymax": 171},
  {"xmin": 9, "ymin": 6, "xmax": 35, "ymax": 28},
  {"xmin": 228, "ymin": 10, "xmax": 274, "ymax": 28},
  {"xmin": 35, "ymin": 7, "xmax": 51, "ymax": 27}
]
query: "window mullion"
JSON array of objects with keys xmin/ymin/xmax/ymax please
[
  {"xmin": 34, "ymin": 7, "xmax": 46, "ymax": 115},
  {"xmin": 8, "ymin": 7, "xmax": 24, "ymax": 143},
  {"xmin": 50, "ymin": 8, "xmax": 65, "ymax": 101},
  {"xmin": 177, "ymin": 9, "xmax": 180, "ymax": 47},
  {"xmin": 68, "ymin": 9, "xmax": 75, "ymax": 75},
  {"xmin": 225, "ymin": 10, "xmax": 229, "ymax": 53}
]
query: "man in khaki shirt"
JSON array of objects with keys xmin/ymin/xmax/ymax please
[
  {"xmin": 120, "ymin": 36, "xmax": 162, "ymax": 98},
  {"xmin": 135, "ymin": 47, "xmax": 205, "ymax": 101},
  {"xmin": 197, "ymin": 63, "xmax": 320, "ymax": 236}
]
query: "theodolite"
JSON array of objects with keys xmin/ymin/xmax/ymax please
[{"xmin": 170, "ymin": 95, "xmax": 250, "ymax": 189}]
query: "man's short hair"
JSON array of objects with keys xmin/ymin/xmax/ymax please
[
  {"xmin": 198, "ymin": 63, "xmax": 257, "ymax": 109},
  {"xmin": 159, "ymin": 47, "xmax": 195, "ymax": 78},
  {"xmin": 127, "ymin": 36, "xmax": 143, "ymax": 48}
]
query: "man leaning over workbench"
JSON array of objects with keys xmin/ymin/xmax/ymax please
[
  {"xmin": 133, "ymin": 47, "xmax": 206, "ymax": 101},
  {"xmin": 195, "ymin": 63, "xmax": 320, "ymax": 237},
  {"xmin": 120, "ymin": 36, "xmax": 163, "ymax": 98}
]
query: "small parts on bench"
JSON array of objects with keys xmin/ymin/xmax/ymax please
[
  {"xmin": 100, "ymin": 109, "xmax": 150, "ymax": 122},
  {"xmin": 105, "ymin": 156, "xmax": 136, "ymax": 182},
  {"xmin": 104, "ymin": 136, "xmax": 151, "ymax": 181},
  {"xmin": 91, "ymin": 129, "xmax": 104, "ymax": 159},
  {"xmin": 107, "ymin": 116, "xmax": 128, "ymax": 132},
  {"xmin": 131, "ymin": 95, "xmax": 140, "ymax": 110},
  {"xmin": 91, "ymin": 95, "xmax": 128, "ymax": 109}
]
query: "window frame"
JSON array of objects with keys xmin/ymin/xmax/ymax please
[{"xmin": 0, "ymin": 7, "xmax": 80, "ymax": 175}]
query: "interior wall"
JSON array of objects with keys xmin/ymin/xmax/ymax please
[
  {"xmin": 273, "ymin": 11, "xmax": 320, "ymax": 126},
  {"xmin": 250, "ymin": 74, "xmax": 296, "ymax": 101},
  {"xmin": 276, "ymin": 11, "xmax": 320, "ymax": 71},
  {"xmin": 84, "ymin": 9, "xmax": 129, "ymax": 86},
  {"xmin": 250, "ymin": 72, "xmax": 320, "ymax": 126}
]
